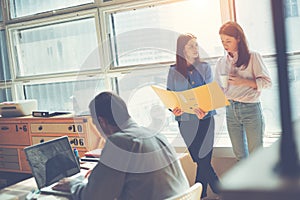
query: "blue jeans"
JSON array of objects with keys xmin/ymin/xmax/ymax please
[
  {"xmin": 226, "ymin": 100, "xmax": 264, "ymax": 160},
  {"xmin": 178, "ymin": 117, "xmax": 219, "ymax": 197}
]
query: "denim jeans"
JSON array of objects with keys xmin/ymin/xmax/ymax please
[
  {"xmin": 178, "ymin": 117, "xmax": 219, "ymax": 197},
  {"xmin": 226, "ymin": 100, "xmax": 264, "ymax": 160}
]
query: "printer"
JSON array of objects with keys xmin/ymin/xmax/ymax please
[{"xmin": 0, "ymin": 99, "xmax": 37, "ymax": 117}]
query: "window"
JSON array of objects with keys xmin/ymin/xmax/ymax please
[
  {"xmin": 116, "ymin": 66, "xmax": 183, "ymax": 144},
  {"xmin": 285, "ymin": 0, "xmax": 300, "ymax": 121},
  {"xmin": 106, "ymin": 0, "xmax": 222, "ymax": 68},
  {"xmin": 0, "ymin": 88, "xmax": 12, "ymax": 102},
  {"xmin": 281, "ymin": 0, "xmax": 299, "ymax": 119},
  {"xmin": 285, "ymin": 2, "xmax": 300, "ymax": 53},
  {"xmin": 8, "ymin": 0, "xmax": 94, "ymax": 19},
  {"xmin": 24, "ymin": 78, "xmax": 106, "ymax": 113},
  {"xmin": 1, "ymin": 0, "xmax": 296, "ymax": 148},
  {"xmin": 0, "ymin": 30, "xmax": 11, "ymax": 81},
  {"xmin": 106, "ymin": 0, "xmax": 223, "ymax": 145},
  {"xmin": 235, "ymin": 0, "xmax": 281, "ymax": 143},
  {"xmin": 0, "ymin": 2, "xmax": 3, "ymax": 22},
  {"xmin": 235, "ymin": 0, "xmax": 276, "ymax": 55},
  {"xmin": 284, "ymin": 0, "xmax": 299, "ymax": 18},
  {"xmin": 4, "ymin": 10, "xmax": 105, "ymax": 112},
  {"xmin": 8, "ymin": 12, "xmax": 101, "ymax": 77}
]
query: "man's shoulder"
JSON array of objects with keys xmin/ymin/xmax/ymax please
[{"xmin": 109, "ymin": 127, "xmax": 171, "ymax": 148}]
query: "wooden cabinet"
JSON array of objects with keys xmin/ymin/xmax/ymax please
[{"xmin": 0, "ymin": 115, "xmax": 105, "ymax": 173}]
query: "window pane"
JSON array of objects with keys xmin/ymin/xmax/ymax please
[
  {"xmin": 117, "ymin": 66, "xmax": 184, "ymax": 145},
  {"xmin": 0, "ymin": 30, "xmax": 11, "ymax": 81},
  {"xmin": 24, "ymin": 78, "xmax": 106, "ymax": 114},
  {"xmin": 108, "ymin": 0, "xmax": 222, "ymax": 67},
  {"xmin": 9, "ymin": 0, "xmax": 94, "ymax": 19},
  {"xmin": 284, "ymin": 0, "xmax": 299, "ymax": 17},
  {"xmin": 235, "ymin": 0, "xmax": 281, "ymax": 138},
  {"xmin": 9, "ymin": 17, "xmax": 101, "ymax": 77},
  {"xmin": 285, "ymin": 1, "xmax": 300, "ymax": 52},
  {"xmin": 235, "ymin": 0, "xmax": 276, "ymax": 55},
  {"xmin": 0, "ymin": 3, "xmax": 3, "ymax": 22},
  {"xmin": 0, "ymin": 88, "xmax": 12, "ymax": 102},
  {"xmin": 285, "ymin": 0, "xmax": 300, "ymax": 121}
]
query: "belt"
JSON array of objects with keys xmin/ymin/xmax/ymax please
[
  {"xmin": 228, "ymin": 99, "xmax": 242, "ymax": 103},
  {"xmin": 228, "ymin": 99, "xmax": 258, "ymax": 104}
]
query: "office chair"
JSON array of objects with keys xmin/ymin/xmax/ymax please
[{"xmin": 164, "ymin": 182, "xmax": 202, "ymax": 200}]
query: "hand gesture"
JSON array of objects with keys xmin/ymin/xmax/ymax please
[
  {"xmin": 52, "ymin": 178, "xmax": 72, "ymax": 192},
  {"xmin": 228, "ymin": 74, "xmax": 244, "ymax": 86},
  {"xmin": 194, "ymin": 108, "xmax": 206, "ymax": 120},
  {"xmin": 228, "ymin": 74, "xmax": 257, "ymax": 88},
  {"xmin": 172, "ymin": 107, "xmax": 183, "ymax": 116}
]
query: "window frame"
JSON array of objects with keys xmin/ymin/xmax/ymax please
[
  {"xmin": 6, "ymin": 8, "xmax": 104, "ymax": 82},
  {"xmin": 284, "ymin": 0, "xmax": 299, "ymax": 18},
  {"xmin": 0, "ymin": 0, "xmax": 285, "ymax": 148},
  {"xmin": 6, "ymin": 0, "xmax": 97, "ymax": 21},
  {"xmin": 99, "ymin": 0, "xmax": 228, "ymax": 71}
]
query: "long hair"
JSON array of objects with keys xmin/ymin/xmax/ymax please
[
  {"xmin": 219, "ymin": 21, "xmax": 250, "ymax": 68},
  {"xmin": 176, "ymin": 33, "xmax": 200, "ymax": 77}
]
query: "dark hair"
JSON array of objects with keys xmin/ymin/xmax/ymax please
[
  {"xmin": 89, "ymin": 92, "xmax": 130, "ymax": 127},
  {"xmin": 176, "ymin": 33, "xmax": 200, "ymax": 77},
  {"xmin": 219, "ymin": 21, "xmax": 250, "ymax": 68}
]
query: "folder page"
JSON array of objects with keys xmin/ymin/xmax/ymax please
[
  {"xmin": 151, "ymin": 82, "xmax": 230, "ymax": 114},
  {"xmin": 151, "ymin": 86, "xmax": 180, "ymax": 110}
]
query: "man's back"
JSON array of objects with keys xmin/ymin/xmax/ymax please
[{"xmin": 70, "ymin": 119, "xmax": 189, "ymax": 200}]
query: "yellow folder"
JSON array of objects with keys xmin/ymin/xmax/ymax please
[{"xmin": 151, "ymin": 81, "xmax": 230, "ymax": 114}]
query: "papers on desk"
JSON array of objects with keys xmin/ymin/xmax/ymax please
[
  {"xmin": 84, "ymin": 149, "xmax": 102, "ymax": 158},
  {"xmin": 151, "ymin": 81, "xmax": 230, "ymax": 114},
  {"xmin": 81, "ymin": 149, "xmax": 102, "ymax": 162},
  {"xmin": 80, "ymin": 161, "xmax": 98, "ymax": 170}
]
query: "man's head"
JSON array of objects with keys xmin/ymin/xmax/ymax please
[{"xmin": 89, "ymin": 92, "xmax": 130, "ymax": 136}]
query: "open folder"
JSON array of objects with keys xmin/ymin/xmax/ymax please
[{"xmin": 151, "ymin": 81, "xmax": 230, "ymax": 114}]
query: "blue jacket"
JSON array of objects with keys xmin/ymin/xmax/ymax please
[{"xmin": 167, "ymin": 62, "xmax": 216, "ymax": 121}]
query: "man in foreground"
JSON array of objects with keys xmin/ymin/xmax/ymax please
[{"xmin": 55, "ymin": 91, "xmax": 189, "ymax": 200}]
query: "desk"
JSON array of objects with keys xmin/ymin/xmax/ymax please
[
  {"xmin": 0, "ymin": 115, "xmax": 105, "ymax": 174},
  {"xmin": 0, "ymin": 153, "xmax": 192, "ymax": 199},
  {"xmin": 0, "ymin": 162, "xmax": 97, "ymax": 200},
  {"xmin": 0, "ymin": 177, "xmax": 69, "ymax": 200}
]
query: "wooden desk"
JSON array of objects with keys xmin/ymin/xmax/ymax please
[
  {"xmin": 0, "ymin": 115, "xmax": 105, "ymax": 174},
  {"xmin": 0, "ymin": 153, "xmax": 190, "ymax": 200},
  {"xmin": 0, "ymin": 162, "xmax": 97, "ymax": 200},
  {"xmin": 0, "ymin": 177, "xmax": 69, "ymax": 200}
]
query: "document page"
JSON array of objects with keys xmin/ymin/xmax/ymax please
[{"xmin": 152, "ymin": 82, "xmax": 230, "ymax": 114}]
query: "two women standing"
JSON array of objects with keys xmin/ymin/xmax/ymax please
[{"xmin": 167, "ymin": 21, "xmax": 272, "ymax": 198}]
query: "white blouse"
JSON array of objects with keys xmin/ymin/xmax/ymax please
[{"xmin": 214, "ymin": 51, "xmax": 272, "ymax": 103}]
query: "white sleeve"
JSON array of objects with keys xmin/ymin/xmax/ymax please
[{"xmin": 252, "ymin": 52, "xmax": 272, "ymax": 91}]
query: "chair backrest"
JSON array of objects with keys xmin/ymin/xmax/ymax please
[{"xmin": 164, "ymin": 182, "xmax": 202, "ymax": 200}]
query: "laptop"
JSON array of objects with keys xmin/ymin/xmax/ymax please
[{"xmin": 24, "ymin": 136, "xmax": 83, "ymax": 196}]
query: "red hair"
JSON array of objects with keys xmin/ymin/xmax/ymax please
[{"xmin": 219, "ymin": 21, "xmax": 250, "ymax": 68}]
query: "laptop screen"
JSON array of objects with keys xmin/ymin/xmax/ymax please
[{"xmin": 24, "ymin": 136, "xmax": 80, "ymax": 189}]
